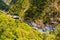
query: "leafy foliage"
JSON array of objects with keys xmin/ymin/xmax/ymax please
[
  {"xmin": 9, "ymin": 0, "xmax": 30, "ymax": 20},
  {"xmin": 55, "ymin": 24, "xmax": 60, "ymax": 40},
  {"xmin": 25, "ymin": 0, "xmax": 47, "ymax": 20},
  {"xmin": 0, "ymin": 10, "xmax": 44, "ymax": 40},
  {"xmin": 0, "ymin": 0, "xmax": 60, "ymax": 40},
  {"xmin": 9, "ymin": 0, "xmax": 48, "ymax": 21}
]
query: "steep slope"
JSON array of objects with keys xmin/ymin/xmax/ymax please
[
  {"xmin": 9, "ymin": 0, "xmax": 47, "ymax": 21},
  {"xmin": 0, "ymin": 10, "xmax": 43, "ymax": 40}
]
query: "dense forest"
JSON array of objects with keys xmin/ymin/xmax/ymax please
[{"xmin": 0, "ymin": 0, "xmax": 60, "ymax": 40}]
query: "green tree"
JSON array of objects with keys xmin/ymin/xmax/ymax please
[
  {"xmin": 0, "ymin": 10, "xmax": 43, "ymax": 40},
  {"xmin": 55, "ymin": 24, "xmax": 60, "ymax": 40},
  {"xmin": 25, "ymin": 0, "xmax": 47, "ymax": 20},
  {"xmin": 9, "ymin": 0, "xmax": 30, "ymax": 21}
]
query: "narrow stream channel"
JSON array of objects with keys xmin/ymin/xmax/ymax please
[{"xmin": 3, "ymin": 10, "xmax": 56, "ymax": 33}]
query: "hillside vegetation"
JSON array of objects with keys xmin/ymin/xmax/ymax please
[
  {"xmin": 9, "ymin": 0, "xmax": 60, "ymax": 25},
  {"xmin": 0, "ymin": 10, "xmax": 45, "ymax": 40},
  {"xmin": 0, "ymin": 0, "xmax": 60, "ymax": 40},
  {"xmin": 0, "ymin": 10, "xmax": 58, "ymax": 40}
]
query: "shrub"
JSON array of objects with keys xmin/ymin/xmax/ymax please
[{"xmin": 0, "ymin": 10, "xmax": 43, "ymax": 40}]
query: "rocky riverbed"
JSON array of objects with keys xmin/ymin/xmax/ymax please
[
  {"xmin": 25, "ymin": 21, "xmax": 56, "ymax": 33},
  {"xmin": 2, "ymin": 10, "xmax": 56, "ymax": 33}
]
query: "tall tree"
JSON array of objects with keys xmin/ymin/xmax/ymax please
[{"xmin": 9, "ymin": 0, "xmax": 30, "ymax": 21}]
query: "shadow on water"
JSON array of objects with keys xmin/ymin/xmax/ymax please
[{"xmin": 0, "ymin": 0, "xmax": 9, "ymax": 11}]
